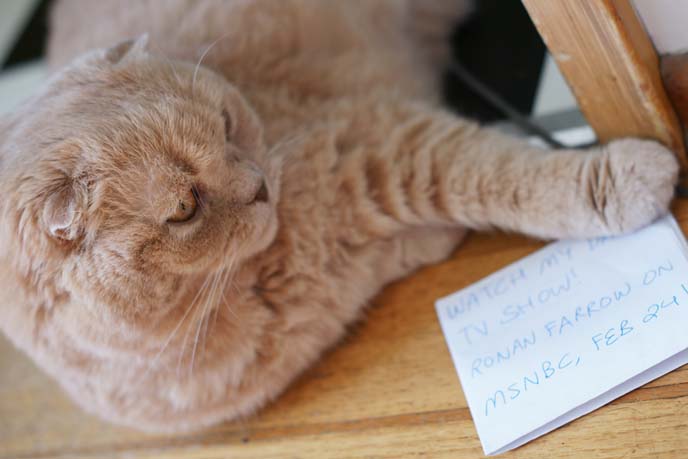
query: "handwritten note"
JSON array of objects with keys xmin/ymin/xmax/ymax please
[{"xmin": 435, "ymin": 215, "xmax": 688, "ymax": 455}]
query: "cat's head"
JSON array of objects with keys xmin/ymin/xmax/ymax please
[{"xmin": 0, "ymin": 36, "xmax": 280, "ymax": 327}]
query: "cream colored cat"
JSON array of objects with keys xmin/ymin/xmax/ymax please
[{"xmin": 0, "ymin": 0, "xmax": 679, "ymax": 433}]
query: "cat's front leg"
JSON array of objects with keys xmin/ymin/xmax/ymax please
[
  {"xmin": 352, "ymin": 104, "xmax": 679, "ymax": 240},
  {"xmin": 442, "ymin": 131, "xmax": 679, "ymax": 239}
]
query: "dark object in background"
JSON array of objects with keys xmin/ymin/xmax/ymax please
[
  {"xmin": 446, "ymin": 0, "xmax": 547, "ymax": 122},
  {"xmin": 2, "ymin": 0, "xmax": 51, "ymax": 69},
  {"xmin": 3, "ymin": 0, "xmax": 546, "ymax": 123}
]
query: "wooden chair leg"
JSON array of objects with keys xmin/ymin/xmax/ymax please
[{"xmin": 521, "ymin": 0, "xmax": 687, "ymax": 168}]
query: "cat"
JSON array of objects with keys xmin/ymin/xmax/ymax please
[{"xmin": 0, "ymin": 0, "xmax": 679, "ymax": 433}]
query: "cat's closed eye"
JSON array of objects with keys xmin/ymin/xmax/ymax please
[{"xmin": 167, "ymin": 187, "xmax": 200, "ymax": 223}]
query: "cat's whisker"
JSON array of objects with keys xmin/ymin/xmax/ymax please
[
  {"xmin": 195, "ymin": 188, "xmax": 207, "ymax": 209},
  {"xmin": 218, "ymin": 244, "xmax": 242, "ymax": 305},
  {"xmin": 201, "ymin": 238, "xmax": 243, "ymax": 349},
  {"xmin": 187, "ymin": 300, "xmax": 209, "ymax": 378},
  {"xmin": 223, "ymin": 295, "xmax": 240, "ymax": 322},
  {"xmin": 191, "ymin": 32, "xmax": 232, "ymax": 96},
  {"xmin": 268, "ymin": 132, "xmax": 307, "ymax": 163},
  {"xmin": 150, "ymin": 41, "xmax": 185, "ymax": 88},
  {"xmin": 221, "ymin": 255, "xmax": 242, "ymax": 321},
  {"xmin": 199, "ymin": 266, "xmax": 232, "ymax": 365},
  {"xmin": 198, "ymin": 294, "xmax": 215, "ymax": 360},
  {"xmin": 189, "ymin": 268, "xmax": 223, "ymax": 377},
  {"xmin": 209, "ymin": 271, "xmax": 225, "ymax": 333},
  {"xmin": 208, "ymin": 266, "xmax": 231, "ymax": 336},
  {"xmin": 227, "ymin": 271, "xmax": 241, "ymax": 296},
  {"xmin": 224, "ymin": 268, "xmax": 241, "ymax": 299},
  {"xmin": 175, "ymin": 274, "xmax": 214, "ymax": 379},
  {"xmin": 192, "ymin": 308, "xmax": 212, "ymax": 362},
  {"xmin": 270, "ymin": 132, "xmax": 306, "ymax": 152},
  {"xmin": 140, "ymin": 274, "xmax": 212, "ymax": 382},
  {"xmin": 222, "ymin": 289, "xmax": 239, "ymax": 320}
]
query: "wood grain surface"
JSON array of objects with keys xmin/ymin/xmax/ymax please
[
  {"xmin": 521, "ymin": 0, "xmax": 688, "ymax": 168},
  {"xmin": 3, "ymin": 201, "xmax": 688, "ymax": 458}
]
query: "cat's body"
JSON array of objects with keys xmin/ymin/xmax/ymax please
[{"xmin": 0, "ymin": 0, "xmax": 679, "ymax": 432}]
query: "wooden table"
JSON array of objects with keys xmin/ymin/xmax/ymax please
[{"xmin": 3, "ymin": 202, "xmax": 688, "ymax": 459}]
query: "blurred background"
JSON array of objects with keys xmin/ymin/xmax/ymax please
[{"xmin": 0, "ymin": 0, "xmax": 585, "ymax": 140}]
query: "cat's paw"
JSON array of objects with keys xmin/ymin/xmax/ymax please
[{"xmin": 595, "ymin": 138, "xmax": 679, "ymax": 235}]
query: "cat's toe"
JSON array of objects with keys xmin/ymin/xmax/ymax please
[{"xmin": 595, "ymin": 138, "xmax": 679, "ymax": 235}]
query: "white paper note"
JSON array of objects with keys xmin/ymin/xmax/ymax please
[{"xmin": 435, "ymin": 215, "xmax": 688, "ymax": 455}]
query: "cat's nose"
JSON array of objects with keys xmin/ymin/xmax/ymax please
[{"xmin": 252, "ymin": 180, "xmax": 269, "ymax": 204}]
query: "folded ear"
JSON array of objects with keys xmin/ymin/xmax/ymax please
[
  {"xmin": 105, "ymin": 33, "xmax": 150, "ymax": 64},
  {"xmin": 41, "ymin": 178, "xmax": 88, "ymax": 242}
]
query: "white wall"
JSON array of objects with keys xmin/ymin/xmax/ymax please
[{"xmin": 633, "ymin": 0, "xmax": 688, "ymax": 54}]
